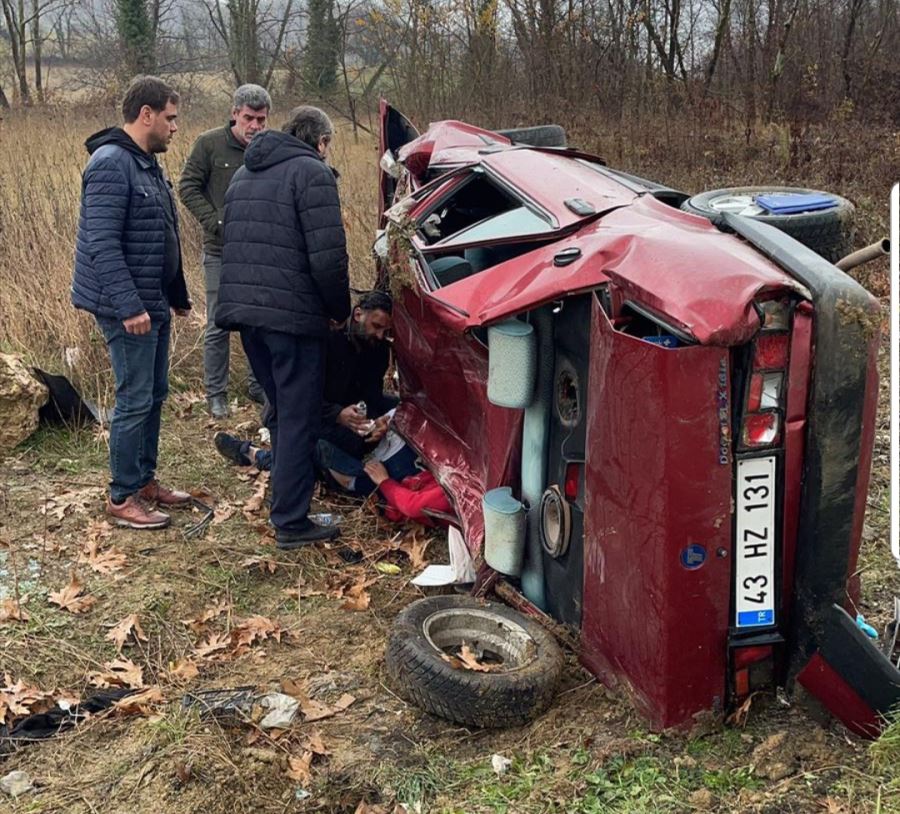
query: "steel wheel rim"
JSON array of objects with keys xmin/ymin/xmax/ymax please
[{"xmin": 423, "ymin": 608, "xmax": 536, "ymax": 670}]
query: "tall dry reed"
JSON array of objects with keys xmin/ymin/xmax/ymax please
[{"xmin": 0, "ymin": 106, "xmax": 380, "ymax": 401}]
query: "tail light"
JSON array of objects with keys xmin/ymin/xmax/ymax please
[
  {"xmin": 732, "ymin": 644, "xmax": 775, "ymax": 698},
  {"xmin": 564, "ymin": 461, "xmax": 581, "ymax": 501},
  {"xmin": 740, "ymin": 299, "xmax": 792, "ymax": 450}
]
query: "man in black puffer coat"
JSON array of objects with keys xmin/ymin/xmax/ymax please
[{"xmin": 217, "ymin": 106, "xmax": 350, "ymax": 549}]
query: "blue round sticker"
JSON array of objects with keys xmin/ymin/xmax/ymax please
[{"xmin": 680, "ymin": 544, "xmax": 707, "ymax": 570}]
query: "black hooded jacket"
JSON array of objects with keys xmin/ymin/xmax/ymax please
[
  {"xmin": 72, "ymin": 127, "xmax": 190, "ymax": 321},
  {"xmin": 215, "ymin": 130, "xmax": 350, "ymax": 337}
]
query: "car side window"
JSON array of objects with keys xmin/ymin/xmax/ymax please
[{"xmin": 418, "ymin": 173, "xmax": 549, "ymax": 246}]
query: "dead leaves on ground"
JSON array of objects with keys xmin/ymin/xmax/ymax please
[
  {"xmin": 242, "ymin": 471, "xmax": 270, "ymax": 520},
  {"xmin": 186, "ymin": 612, "xmax": 284, "ymax": 662},
  {"xmin": 281, "ymin": 678, "xmax": 356, "ymax": 722},
  {"xmin": 48, "ymin": 570, "xmax": 97, "ymax": 614},
  {"xmin": 79, "ymin": 520, "xmax": 128, "ymax": 575},
  {"xmin": 112, "ymin": 686, "xmax": 164, "ymax": 717},
  {"xmin": 242, "ymin": 555, "xmax": 277, "ymax": 574},
  {"xmin": 167, "ymin": 658, "xmax": 200, "ymax": 682},
  {"xmin": 0, "ymin": 676, "xmax": 57, "ymax": 725},
  {"xmin": 442, "ymin": 642, "xmax": 502, "ymax": 673},
  {"xmin": 107, "ymin": 613, "xmax": 148, "ymax": 652},
  {"xmin": 0, "ymin": 596, "xmax": 30, "ymax": 623},
  {"xmin": 40, "ymin": 487, "xmax": 104, "ymax": 523},
  {"xmin": 89, "ymin": 658, "xmax": 144, "ymax": 689},
  {"xmin": 284, "ymin": 728, "xmax": 332, "ymax": 783}
]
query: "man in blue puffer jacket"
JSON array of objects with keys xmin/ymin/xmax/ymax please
[
  {"xmin": 72, "ymin": 75, "xmax": 193, "ymax": 531},
  {"xmin": 217, "ymin": 106, "xmax": 350, "ymax": 549}
]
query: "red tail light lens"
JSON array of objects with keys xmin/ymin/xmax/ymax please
[
  {"xmin": 564, "ymin": 462, "xmax": 581, "ymax": 501},
  {"xmin": 753, "ymin": 334, "xmax": 789, "ymax": 370},
  {"xmin": 747, "ymin": 373, "xmax": 764, "ymax": 412},
  {"xmin": 742, "ymin": 412, "xmax": 781, "ymax": 446}
]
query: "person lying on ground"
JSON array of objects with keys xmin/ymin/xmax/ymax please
[{"xmin": 217, "ymin": 420, "xmax": 453, "ymax": 526}]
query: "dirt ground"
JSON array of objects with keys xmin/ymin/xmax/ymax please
[{"xmin": 0, "ymin": 336, "xmax": 897, "ymax": 814}]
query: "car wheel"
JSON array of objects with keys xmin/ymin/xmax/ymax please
[
  {"xmin": 385, "ymin": 595, "xmax": 564, "ymax": 728},
  {"xmin": 495, "ymin": 125, "xmax": 567, "ymax": 148},
  {"xmin": 681, "ymin": 186, "xmax": 855, "ymax": 263}
]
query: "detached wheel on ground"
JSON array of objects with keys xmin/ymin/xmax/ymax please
[
  {"xmin": 681, "ymin": 186, "xmax": 855, "ymax": 263},
  {"xmin": 386, "ymin": 595, "xmax": 564, "ymax": 728}
]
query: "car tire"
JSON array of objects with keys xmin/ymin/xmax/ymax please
[
  {"xmin": 385, "ymin": 595, "xmax": 564, "ymax": 728},
  {"xmin": 495, "ymin": 125, "xmax": 567, "ymax": 148},
  {"xmin": 681, "ymin": 186, "xmax": 855, "ymax": 264}
]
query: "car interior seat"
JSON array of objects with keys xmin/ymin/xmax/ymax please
[{"xmin": 429, "ymin": 256, "xmax": 473, "ymax": 287}]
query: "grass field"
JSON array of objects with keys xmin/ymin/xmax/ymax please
[{"xmin": 0, "ymin": 97, "xmax": 897, "ymax": 812}]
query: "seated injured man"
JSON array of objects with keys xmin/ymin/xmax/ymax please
[{"xmin": 215, "ymin": 291, "xmax": 452, "ymax": 525}]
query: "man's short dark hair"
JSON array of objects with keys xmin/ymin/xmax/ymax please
[
  {"xmin": 357, "ymin": 290, "xmax": 392, "ymax": 315},
  {"xmin": 282, "ymin": 106, "xmax": 333, "ymax": 150},
  {"xmin": 121, "ymin": 75, "xmax": 180, "ymax": 123}
]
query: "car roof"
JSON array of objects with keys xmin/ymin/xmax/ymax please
[{"xmin": 398, "ymin": 120, "xmax": 637, "ymax": 227}]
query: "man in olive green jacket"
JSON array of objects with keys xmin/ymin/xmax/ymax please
[{"xmin": 178, "ymin": 84, "xmax": 271, "ymax": 418}]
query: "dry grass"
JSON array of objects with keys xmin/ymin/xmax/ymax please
[{"xmin": 0, "ymin": 106, "xmax": 381, "ymax": 401}]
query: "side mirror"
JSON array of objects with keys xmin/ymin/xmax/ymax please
[{"xmin": 380, "ymin": 150, "xmax": 401, "ymax": 179}]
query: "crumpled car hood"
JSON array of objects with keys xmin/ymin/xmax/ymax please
[{"xmin": 426, "ymin": 195, "xmax": 808, "ymax": 345}]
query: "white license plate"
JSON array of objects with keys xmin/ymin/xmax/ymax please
[{"xmin": 735, "ymin": 456, "xmax": 776, "ymax": 628}]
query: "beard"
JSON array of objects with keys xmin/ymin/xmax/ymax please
[{"xmin": 147, "ymin": 132, "xmax": 170, "ymax": 154}]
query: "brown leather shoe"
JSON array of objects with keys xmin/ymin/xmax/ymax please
[
  {"xmin": 107, "ymin": 495, "xmax": 171, "ymax": 530},
  {"xmin": 138, "ymin": 479, "xmax": 192, "ymax": 508}
]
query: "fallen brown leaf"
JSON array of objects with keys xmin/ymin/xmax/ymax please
[
  {"xmin": 457, "ymin": 643, "xmax": 500, "ymax": 673},
  {"xmin": 182, "ymin": 598, "xmax": 231, "ymax": 633},
  {"xmin": 340, "ymin": 591, "xmax": 371, "ymax": 612},
  {"xmin": 194, "ymin": 631, "xmax": 232, "ymax": 659},
  {"xmin": 726, "ymin": 692, "xmax": 756, "ymax": 728},
  {"xmin": 242, "ymin": 472, "xmax": 270, "ymax": 519},
  {"xmin": 301, "ymin": 692, "xmax": 355, "ymax": 722},
  {"xmin": 49, "ymin": 571, "xmax": 97, "ymax": 614},
  {"xmin": 168, "ymin": 658, "xmax": 200, "ymax": 682},
  {"xmin": 0, "ymin": 678, "xmax": 56, "ymax": 725},
  {"xmin": 285, "ymin": 751, "xmax": 313, "ymax": 783},
  {"xmin": 89, "ymin": 658, "xmax": 144, "ymax": 689},
  {"xmin": 232, "ymin": 615, "xmax": 282, "ymax": 647},
  {"xmin": 40, "ymin": 487, "xmax": 104, "ymax": 521},
  {"xmin": 0, "ymin": 597, "xmax": 29, "ymax": 623},
  {"xmin": 399, "ymin": 532, "xmax": 431, "ymax": 570},
  {"xmin": 306, "ymin": 729, "xmax": 330, "ymax": 756},
  {"xmin": 242, "ymin": 556, "xmax": 277, "ymax": 574},
  {"xmin": 113, "ymin": 686, "xmax": 164, "ymax": 716},
  {"xmin": 84, "ymin": 546, "xmax": 128, "ymax": 575},
  {"xmin": 212, "ymin": 503, "xmax": 235, "ymax": 525},
  {"xmin": 107, "ymin": 613, "xmax": 148, "ymax": 651}
]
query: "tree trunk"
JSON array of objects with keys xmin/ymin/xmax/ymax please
[
  {"xmin": 704, "ymin": 0, "xmax": 732, "ymax": 95},
  {"xmin": 31, "ymin": 0, "xmax": 43, "ymax": 103},
  {"xmin": 0, "ymin": 82, "xmax": 9, "ymax": 109}
]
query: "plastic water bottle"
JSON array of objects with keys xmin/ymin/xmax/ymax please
[{"xmin": 309, "ymin": 512, "xmax": 343, "ymax": 526}]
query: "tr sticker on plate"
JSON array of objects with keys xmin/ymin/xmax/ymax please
[{"xmin": 735, "ymin": 456, "xmax": 776, "ymax": 628}]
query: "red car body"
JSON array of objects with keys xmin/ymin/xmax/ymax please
[{"xmin": 376, "ymin": 102, "xmax": 894, "ymax": 734}]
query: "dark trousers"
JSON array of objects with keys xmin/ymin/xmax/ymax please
[
  {"xmin": 202, "ymin": 252, "xmax": 260, "ymax": 400},
  {"xmin": 96, "ymin": 317, "xmax": 170, "ymax": 502},
  {"xmin": 240, "ymin": 327, "xmax": 325, "ymax": 532}
]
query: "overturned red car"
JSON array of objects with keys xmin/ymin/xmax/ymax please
[{"xmin": 376, "ymin": 102, "xmax": 898, "ymax": 736}]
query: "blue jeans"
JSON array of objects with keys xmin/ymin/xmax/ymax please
[
  {"xmin": 247, "ymin": 439, "xmax": 419, "ymax": 497},
  {"xmin": 97, "ymin": 317, "xmax": 170, "ymax": 503},
  {"xmin": 316, "ymin": 439, "xmax": 419, "ymax": 496}
]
